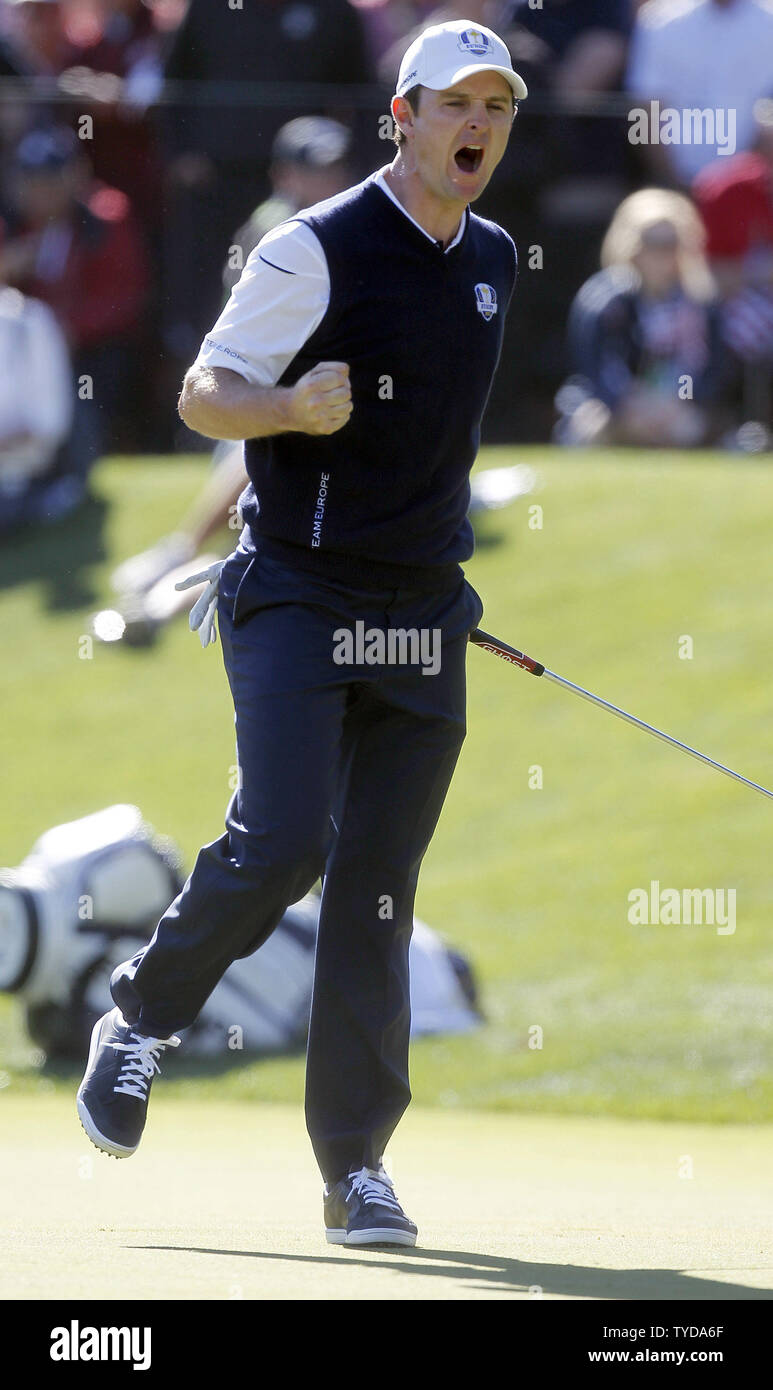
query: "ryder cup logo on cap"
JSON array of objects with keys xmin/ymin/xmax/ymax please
[
  {"xmin": 475, "ymin": 283, "xmax": 498, "ymax": 321},
  {"xmin": 396, "ymin": 19, "xmax": 528, "ymax": 102},
  {"xmin": 458, "ymin": 28, "xmax": 491, "ymax": 56}
]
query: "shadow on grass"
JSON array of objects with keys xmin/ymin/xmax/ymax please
[
  {"xmin": 0, "ymin": 492, "xmax": 109, "ymax": 612},
  {"xmin": 131, "ymin": 1244, "xmax": 772, "ymax": 1300}
]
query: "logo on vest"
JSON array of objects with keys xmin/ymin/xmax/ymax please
[
  {"xmin": 475, "ymin": 283, "xmax": 498, "ymax": 321},
  {"xmin": 458, "ymin": 28, "xmax": 492, "ymax": 56}
]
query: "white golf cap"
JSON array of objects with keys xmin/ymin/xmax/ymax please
[{"xmin": 396, "ymin": 20, "xmax": 527, "ymax": 103}]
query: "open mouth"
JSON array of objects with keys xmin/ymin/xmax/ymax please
[{"xmin": 454, "ymin": 145, "xmax": 484, "ymax": 174}]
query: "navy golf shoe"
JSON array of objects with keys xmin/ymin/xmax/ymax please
[
  {"xmin": 76, "ymin": 1007, "xmax": 180, "ymax": 1158},
  {"xmin": 324, "ymin": 1165, "xmax": 418, "ymax": 1247}
]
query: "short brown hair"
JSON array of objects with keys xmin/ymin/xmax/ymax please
[{"xmin": 393, "ymin": 85, "xmax": 422, "ymax": 149}]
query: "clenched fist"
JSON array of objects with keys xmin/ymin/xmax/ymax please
[{"xmin": 288, "ymin": 361, "xmax": 352, "ymax": 436}]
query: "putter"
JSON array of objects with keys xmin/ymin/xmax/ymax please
[{"xmin": 470, "ymin": 628, "xmax": 773, "ymax": 802}]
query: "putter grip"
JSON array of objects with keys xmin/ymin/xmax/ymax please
[{"xmin": 470, "ymin": 628, "xmax": 545, "ymax": 677}]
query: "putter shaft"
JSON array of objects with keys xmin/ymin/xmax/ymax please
[{"xmin": 470, "ymin": 628, "xmax": 773, "ymax": 802}]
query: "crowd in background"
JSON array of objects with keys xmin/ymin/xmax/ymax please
[{"xmin": 1, "ymin": 0, "xmax": 772, "ymax": 531}]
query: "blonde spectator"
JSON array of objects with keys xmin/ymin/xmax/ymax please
[{"xmin": 555, "ymin": 188, "xmax": 728, "ymax": 447}]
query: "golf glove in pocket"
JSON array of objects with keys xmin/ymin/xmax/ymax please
[{"xmin": 175, "ymin": 559, "xmax": 227, "ymax": 648}]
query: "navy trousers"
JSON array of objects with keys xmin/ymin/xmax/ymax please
[{"xmin": 112, "ymin": 543, "xmax": 483, "ymax": 1185}]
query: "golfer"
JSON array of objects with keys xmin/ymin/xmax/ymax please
[{"xmin": 77, "ymin": 20, "xmax": 527, "ymax": 1248}]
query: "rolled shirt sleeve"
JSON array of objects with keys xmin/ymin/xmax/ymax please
[{"xmin": 194, "ymin": 219, "xmax": 331, "ymax": 387}]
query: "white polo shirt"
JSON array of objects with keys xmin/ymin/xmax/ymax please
[
  {"xmin": 0, "ymin": 288, "xmax": 73, "ymax": 487},
  {"xmin": 194, "ymin": 168, "xmax": 468, "ymax": 388}
]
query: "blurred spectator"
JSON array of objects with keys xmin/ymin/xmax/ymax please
[
  {"xmin": 222, "ymin": 115, "xmax": 354, "ymax": 295},
  {"xmin": 694, "ymin": 98, "xmax": 773, "ymax": 440},
  {"xmin": 508, "ymin": 0, "xmax": 634, "ymax": 219},
  {"xmin": 159, "ymin": 0, "xmax": 371, "ymax": 386},
  {"xmin": 510, "ymin": 0, "xmax": 630, "ymax": 95},
  {"xmin": 351, "ymin": 0, "xmax": 437, "ymax": 69},
  {"xmin": 554, "ymin": 189, "xmax": 727, "ymax": 447},
  {"xmin": 377, "ymin": 3, "xmax": 519, "ymax": 81},
  {"xmin": 0, "ymin": 126, "xmax": 149, "ymax": 464},
  {"xmin": 0, "ymin": 24, "xmax": 30, "ymax": 76},
  {"xmin": 3, "ymin": 0, "xmax": 69, "ymax": 73},
  {"xmin": 626, "ymin": 0, "xmax": 773, "ymax": 187},
  {"xmin": 0, "ymin": 278, "xmax": 76, "ymax": 533},
  {"xmin": 57, "ymin": 0, "xmax": 165, "ymax": 234},
  {"xmin": 0, "ymin": 0, "xmax": 70, "ymax": 139},
  {"xmin": 0, "ymin": 19, "xmax": 35, "ymax": 153}
]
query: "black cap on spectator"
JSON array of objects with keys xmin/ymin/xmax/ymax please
[
  {"xmin": 271, "ymin": 117, "xmax": 352, "ymax": 169},
  {"xmin": 13, "ymin": 126, "xmax": 78, "ymax": 172}
]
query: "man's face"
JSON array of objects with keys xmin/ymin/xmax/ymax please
[{"xmin": 395, "ymin": 70, "xmax": 515, "ymax": 204}]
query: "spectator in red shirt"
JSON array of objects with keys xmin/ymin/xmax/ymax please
[
  {"xmin": 57, "ymin": 0, "xmax": 165, "ymax": 236},
  {"xmin": 0, "ymin": 126, "xmax": 149, "ymax": 466},
  {"xmin": 693, "ymin": 98, "xmax": 773, "ymax": 441}
]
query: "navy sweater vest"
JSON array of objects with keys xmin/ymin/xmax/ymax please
[{"xmin": 241, "ymin": 174, "xmax": 517, "ymax": 591}]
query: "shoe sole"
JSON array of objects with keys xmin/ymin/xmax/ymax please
[
  {"xmin": 76, "ymin": 1013, "xmax": 138, "ymax": 1160},
  {"xmin": 326, "ymin": 1227, "xmax": 417, "ymax": 1248}
]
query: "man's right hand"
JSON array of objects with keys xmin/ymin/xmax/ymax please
[{"xmin": 288, "ymin": 361, "xmax": 352, "ymax": 435}]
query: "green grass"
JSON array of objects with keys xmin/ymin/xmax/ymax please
[
  {"xmin": 4, "ymin": 1093, "xmax": 772, "ymax": 1299},
  {"xmin": 2, "ymin": 447, "xmax": 773, "ymax": 1121}
]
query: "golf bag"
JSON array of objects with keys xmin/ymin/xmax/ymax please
[{"xmin": 0, "ymin": 805, "xmax": 480, "ymax": 1059}]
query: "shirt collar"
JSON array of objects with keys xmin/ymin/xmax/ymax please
[{"xmin": 373, "ymin": 167, "xmax": 468, "ymax": 253}]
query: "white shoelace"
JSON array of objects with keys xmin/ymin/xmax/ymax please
[
  {"xmin": 113, "ymin": 1030, "xmax": 180, "ymax": 1100},
  {"xmin": 348, "ymin": 1167, "xmax": 403, "ymax": 1213}
]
